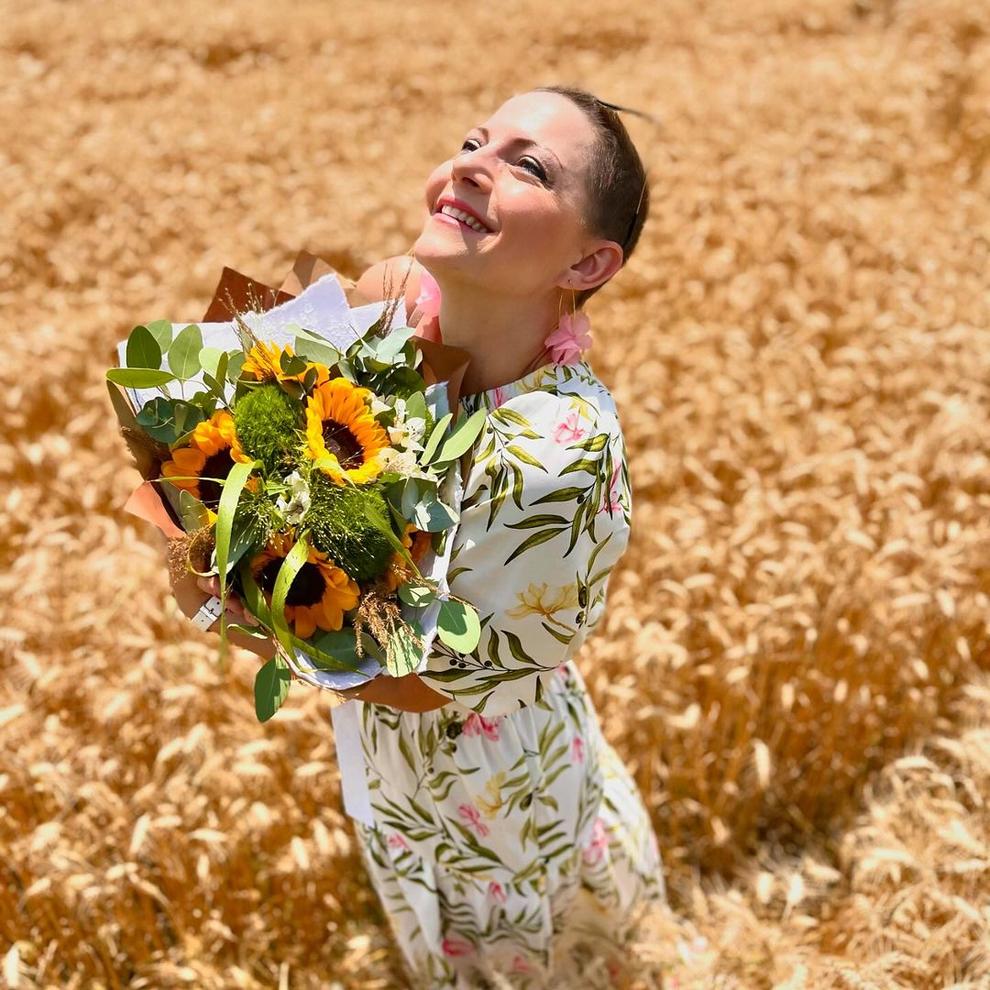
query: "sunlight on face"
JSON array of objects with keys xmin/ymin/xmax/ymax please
[{"xmin": 413, "ymin": 90, "xmax": 600, "ymax": 299}]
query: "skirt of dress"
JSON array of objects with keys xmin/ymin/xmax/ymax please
[{"xmin": 352, "ymin": 661, "xmax": 666, "ymax": 989}]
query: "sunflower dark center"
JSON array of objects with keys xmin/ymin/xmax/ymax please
[
  {"xmin": 256, "ymin": 559, "xmax": 327, "ymax": 608},
  {"xmin": 322, "ymin": 418, "xmax": 364, "ymax": 469},
  {"xmin": 198, "ymin": 448, "xmax": 236, "ymax": 509}
]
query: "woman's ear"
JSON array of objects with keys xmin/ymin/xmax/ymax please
[{"xmin": 559, "ymin": 239, "xmax": 624, "ymax": 295}]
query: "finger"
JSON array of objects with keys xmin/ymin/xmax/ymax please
[{"xmin": 196, "ymin": 576, "xmax": 218, "ymax": 596}]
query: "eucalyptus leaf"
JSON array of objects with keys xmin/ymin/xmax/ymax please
[
  {"xmin": 375, "ymin": 324, "xmax": 418, "ymax": 363},
  {"xmin": 107, "ymin": 368, "xmax": 175, "ymax": 388},
  {"xmin": 437, "ymin": 599, "xmax": 481, "ymax": 653},
  {"xmin": 126, "ymin": 324, "xmax": 163, "ymax": 370},
  {"xmin": 199, "ymin": 346, "xmax": 224, "ymax": 379},
  {"xmin": 169, "ymin": 324, "xmax": 204, "ymax": 378},
  {"xmin": 397, "ymin": 581, "xmax": 437, "ymax": 607},
  {"xmin": 309, "ymin": 629, "xmax": 385, "ymax": 671},
  {"xmin": 136, "ymin": 397, "xmax": 178, "ymax": 442},
  {"xmin": 399, "ymin": 478, "xmax": 427, "ymax": 520},
  {"xmin": 226, "ymin": 351, "xmax": 245, "ymax": 382},
  {"xmin": 294, "ymin": 331, "xmax": 341, "ymax": 367},
  {"xmin": 146, "ymin": 319, "xmax": 174, "ymax": 352},
  {"xmin": 404, "ymin": 390, "xmax": 428, "ymax": 424},
  {"xmin": 280, "ymin": 350, "xmax": 308, "ymax": 376},
  {"xmin": 412, "ymin": 497, "xmax": 458, "ymax": 533},
  {"xmin": 201, "ymin": 371, "xmax": 225, "ymax": 397}
]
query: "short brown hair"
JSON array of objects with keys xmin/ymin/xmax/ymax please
[{"xmin": 532, "ymin": 85, "xmax": 653, "ymax": 308}]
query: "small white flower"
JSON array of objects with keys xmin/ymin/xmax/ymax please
[
  {"xmin": 379, "ymin": 447, "xmax": 431, "ymax": 480},
  {"xmin": 370, "ymin": 395, "xmax": 391, "ymax": 417},
  {"xmin": 406, "ymin": 416, "xmax": 427, "ymax": 446},
  {"xmin": 275, "ymin": 470, "xmax": 311, "ymax": 524}
]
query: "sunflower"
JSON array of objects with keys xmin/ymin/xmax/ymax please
[
  {"xmin": 242, "ymin": 341, "xmax": 330, "ymax": 387},
  {"xmin": 303, "ymin": 377, "xmax": 390, "ymax": 485},
  {"xmin": 160, "ymin": 410, "xmax": 256, "ymax": 517},
  {"xmin": 250, "ymin": 531, "xmax": 360, "ymax": 638}
]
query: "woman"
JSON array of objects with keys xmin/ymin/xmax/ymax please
[
  {"xmin": 205, "ymin": 85, "xmax": 666, "ymax": 987},
  {"xmin": 345, "ymin": 85, "xmax": 666, "ymax": 989}
]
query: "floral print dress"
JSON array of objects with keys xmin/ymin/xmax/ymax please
[{"xmin": 350, "ymin": 359, "xmax": 666, "ymax": 988}]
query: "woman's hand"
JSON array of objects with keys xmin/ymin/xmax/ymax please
[{"xmin": 195, "ymin": 575, "xmax": 260, "ymax": 626}]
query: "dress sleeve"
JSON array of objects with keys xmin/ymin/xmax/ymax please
[{"xmin": 418, "ymin": 383, "xmax": 632, "ymax": 716}]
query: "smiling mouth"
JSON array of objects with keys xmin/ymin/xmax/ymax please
[{"xmin": 433, "ymin": 203, "xmax": 494, "ymax": 234}]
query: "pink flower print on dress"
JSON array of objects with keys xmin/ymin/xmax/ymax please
[
  {"xmin": 488, "ymin": 880, "xmax": 507, "ymax": 904},
  {"xmin": 510, "ymin": 955, "xmax": 534, "ymax": 974},
  {"xmin": 441, "ymin": 934, "xmax": 474, "ymax": 957},
  {"xmin": 544, "ymin": 310, "xmax": 592, "ymax": 366},
  {"xmin": 571, "ymin": 736, "xmax": 585, "ymax": 763},
  {"xmin": 552, "ymin": 411, "xmax": 587, "ymax": 445},
  {"xmin": 462, "ymin": 713, "xmax": 502, "ymax": 742},
  {"xmin": 492, "ymin": 384, "xmax": 507, "ymax": 409},
  {"xmin": 583, "ymin": 816, "xmax": 609, "ymax": 865},
  {"xmin": 414, "ymin": 268, "xmax": 441, "ymax": 321},
  {"xmin": 387, "ymin": 832, "xmax": 410, "ymax": 851},
  {"xmin": 458, "ymin": 803, "xmax": 490, "ymax": 837},
  {"xmin": 600, "ymin": 462, "xmax": 622, "ymax": 515}
]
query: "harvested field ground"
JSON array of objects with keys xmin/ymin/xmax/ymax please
[{"xmin": 1, "ymin": 0, "xmax": 989, "ymax": 987}]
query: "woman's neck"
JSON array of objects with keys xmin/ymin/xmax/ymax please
[{"xmin": 435, "ymin": 279, "xmax": 559, "ymax": 395}]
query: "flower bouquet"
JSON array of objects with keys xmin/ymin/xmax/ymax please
[{"xmin": 107, "ymin": 251, "xmax": 483, "ymax": 721}]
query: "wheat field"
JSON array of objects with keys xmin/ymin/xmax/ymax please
[{"xmin": 1, "ymin": 0, "xmax": 989, "ymax": 987}]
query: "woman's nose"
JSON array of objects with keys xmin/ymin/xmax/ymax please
[{"xmin": 450, "ymin": 149, "xmax": 493, "ymax": 191}]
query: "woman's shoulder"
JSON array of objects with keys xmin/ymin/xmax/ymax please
[
  {"xmin": 505, "ymin": 360, "xmax": 626, "ymax": 447},
  {"xmin": 351, "ymin": 254, "xmax": 425, "ymax": 316}
]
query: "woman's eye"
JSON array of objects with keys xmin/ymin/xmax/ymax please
[
  {"xmin": 459, "ymin": 138, "xmax": 480, "ymax": 152},
  {"xmin": 518, "ymin": 157, "xmax": 547, "ymax": 181}
]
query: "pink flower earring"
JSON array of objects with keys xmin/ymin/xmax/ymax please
[
  {"xmin": 544, "ymin": 285, "xmax": 592, "ymax": 365},
  {"xmin": 414, "ymin": 268, "xmax": 442, "ymax": 321}
]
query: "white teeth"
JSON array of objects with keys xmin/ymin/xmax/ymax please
[{"xmin": 439, "ymin": 203, "xmax": 489, "ymax": 233}]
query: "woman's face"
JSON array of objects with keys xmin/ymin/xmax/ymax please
[{"xmin": 413, "ymin": 91, "xmax": 612, "ymax": 299}]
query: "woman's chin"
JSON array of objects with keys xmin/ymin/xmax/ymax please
[{"xmin": 412, "ymin": 229, "xmax": 469, "ymax": 267}]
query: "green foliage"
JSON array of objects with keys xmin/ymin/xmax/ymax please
[
  {"xmin": 126, "ymin": 324, "xmax": 162, "ymax": 369},
  {"xmin": 233, "ymin": 384, "xmax": 303, "ymax": 474},
  {"xmin": 135, "ymin": 396, "xmax": 206, "ymax": 444},
  {"xmin": 255, "ymin": 655, "xmax": 292, "ymax": 722},
  {"xmin": 305, "ymin": 475, "xmax": 396, "ymax": 581},
  {"xmin": 233, "ymin": 485, "xmax": 284, "ymax": 548},
  {"xmin": 437, "ymin": 598, "xmax": 481, "ymax": 652},
  {"xmin": 168, "ymin": 324, "xmax": 203, "ymax": 378}
]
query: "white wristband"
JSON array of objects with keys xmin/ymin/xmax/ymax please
[{"xmin": 191, "ymin": 595, "xmax": 224, "ymax": 631}]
